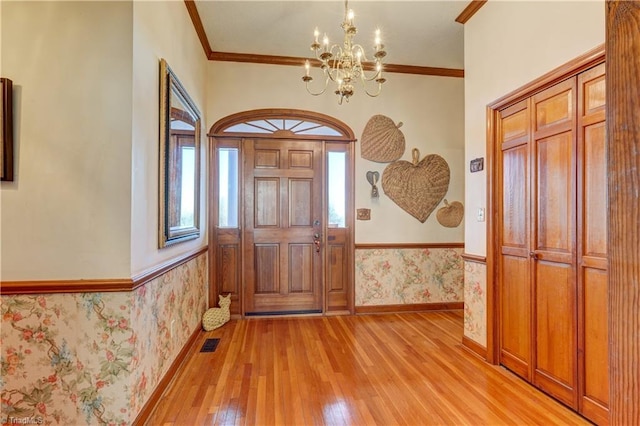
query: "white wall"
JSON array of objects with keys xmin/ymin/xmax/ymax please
[
  {"xmin": 0, "ymin": 1, "xmax": 133, "ymax": 280},
  {"xmin": 130, "ymin": 1, "xmax": 208, "ymax": 276},
  {"xmin": 463, "ymin": 0, "xmax": 605, "ymax": 256},
  {"xmin": 208, "ymin": 61, "xmax": 465, "ymax": 244}
]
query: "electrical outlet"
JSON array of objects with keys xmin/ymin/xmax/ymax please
[{"xmin": 477, "ymin": 208, "xmax": 485, "ymax": 222}]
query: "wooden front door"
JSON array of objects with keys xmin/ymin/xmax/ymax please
[{"xmin": 243, "ymin": 138, "xmax": 324, "ymax": 314}]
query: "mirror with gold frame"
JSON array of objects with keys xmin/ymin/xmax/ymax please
[{"xmin": 159, "ymin": 59, "xmax": 201, "ymax": 247}]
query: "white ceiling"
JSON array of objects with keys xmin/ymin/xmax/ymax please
[{"xmin": 195, "ymin": 1, "xmax": 467, "ymax": 69}]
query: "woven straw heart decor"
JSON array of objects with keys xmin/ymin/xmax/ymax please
[
  {"xmin": 361, "ymin": 115, "xmax": 405, "ymax": 163},
  {"xmin": 382, "ymin": 148, "xmax": 450, "ymax": 223}
]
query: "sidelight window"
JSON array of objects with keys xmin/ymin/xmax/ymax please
[
  {"xmin": 327, "ymin": 151, "xmax": 346, "ymax": 228},
  {"xmin": 218, "ymin": 147, "xmax": 239, "ymax": 228}
]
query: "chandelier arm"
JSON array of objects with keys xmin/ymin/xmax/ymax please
[
  {"xmin": 305, "ymin": 73, "xmax": 331, "ymax": 96},
  {"xmin": 362, "ymin": 81, "xmax": 383, "ymax": 98},
  {"xmin": 351, "ymin": 44, "xmax": 369, "ymax": 61},
  {"xmin": 359, "ymin": 67, "xmax": 382, "ymax": 82}
]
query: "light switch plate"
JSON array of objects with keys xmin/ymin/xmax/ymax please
[{"xmin": 477, "ymin": 208, "xmax": 485, "ymax": 222}]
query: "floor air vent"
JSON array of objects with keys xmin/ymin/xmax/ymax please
[{"xmin": 200, "ymin": 338, "xmax": 220, "ymax": 353}]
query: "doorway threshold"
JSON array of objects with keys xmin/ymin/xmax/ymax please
[{"xmin": 244, "ymin": 309, "xmax": 322, "ymax": 317}]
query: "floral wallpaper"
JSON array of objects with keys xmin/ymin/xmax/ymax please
[
  {"xmin": 1, "ymin": 253, "xmax": 207, "ymax": 425},
  {"xmin": 463, "ymin": 260, "xmax": 487, "ymax": 347},
  {"xmin": 355, "ymin": 248, "xmax": 463, "ymax": 306},
  {"xmin": 129, "ymin": 254, "xmax": 207, "ymax": 417}
]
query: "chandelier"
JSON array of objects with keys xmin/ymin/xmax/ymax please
[{"xmin": 302, "ymin": 0, "xmax": 387, "ymax": 104}]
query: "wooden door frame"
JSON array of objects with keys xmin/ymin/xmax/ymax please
[
  {"xmin": 207, "ymin": 109, "xmax": 357, "ymax": 317},
  {"xmin": 606, "ymin": 2, "xmax": 640, "ymax": 423},
  {"xmin": 486, "ymin": 45, "xmax": 606, "ymax": 364}
]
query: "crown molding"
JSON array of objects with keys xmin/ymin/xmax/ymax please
[
  {"xmin": 184, "ymin": 0, "xmax": 213, "ymax": 57},
  {"xmin": 455, "ymin": 0, "xmax": 488, "ymax": 24},
  {"xmin": 185, "ymin": 2, "xmax": 464, "ymax": 78},
  {"xmin": 210, "ymin": 51, "xmax": 464, "ymax": 78}
]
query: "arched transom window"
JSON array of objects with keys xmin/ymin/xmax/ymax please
[{"xmin": 210, "ymin": 109, "xmax": 355, "ymax": 141}]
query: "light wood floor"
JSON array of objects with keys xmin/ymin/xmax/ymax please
[{"xmin": 147, "ymin": 311, "xmax": 590, "ymax": 425}]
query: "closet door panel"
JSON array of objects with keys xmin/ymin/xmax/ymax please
[
  {"xmin": 534, "ymin": 261, "xmax": 576, "ymax": 406},
  {"xmin": 578, "ymin": 62, "xmax": 608, "ymax": 424},
  {"xmin": 535, "ymin": 131, "xmax": 574, "ymax": 260},
  {"xmin": 583, "ymin": 268, "xmax": 608, "ymax": 403},
  {"xmin": 500, "ymin": 255, "xmax": 531, "ymax": 379},
  {"xmin": 532, "ymin": 79, "xmax": 577, "ymax": 408},
  {"xmin": 583, "ymin": 123, "xmax": 607, "ymax": 257},
  {"xmin": 498, "ymin": 100, "xmax": 532, "ymax": 380}
]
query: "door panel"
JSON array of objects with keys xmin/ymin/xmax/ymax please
[
  {"xmin": 255, "ymin": 244, "xmax": 279, "ymax": 293},
  {"xmin": 498, "ymin": 100, "xmax": 532, "ymax": 380},
  {"xmin": 577, "ymin": 63, "xmax": 608, "ymax": 424},
  {"xmin": 583, "ymin": 268, "xmax": 608, "ymax": 404},
  {"xmin": 502, "ymin": 145, "xmax": 529, "ymax": 250},
  {"xmin": 244, "ymin": 139, "xmax": 323, "ymax": 314},
  {"xmin": 289, "ymin": 179, "xmax": 313, "ymax": 226},
  {"xmin": 255, "ymin": 179, "xmax": 279, "ymax": 226},
  {"xmin": 500, "ymin": 255, "xmax": 531, "ymax": 379},
  {"xmin": 532, "ymin": 78, "xmax": 577, "ymax": 408},
  {"xmin": 583, "ymin": 123, "xmax": 607, "ymax": 257},
  {"xmin": 534, "ymin": 261, "xmax": 575, "ymax": 405},
  {"xmin": 289, "ymin": 244, "xmax": 314, "ymax": 293},
  {"xmin": 535, "ymin": 132, "xmax": 573, "ymax": 257}
]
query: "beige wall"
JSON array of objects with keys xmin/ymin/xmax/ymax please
[
  {"xmin": 0, "ymin": 1, "xmax": 133, "ymax": 280},
  {"xmin": 0, "ymin": 1, "xmax": 208, "ymax": 280},
  {"xmin": 463, "ymin": 0, "xmax": 605, "ymax": 256},
  {"xmin": 131, "ymin": 1, "xmax": 208, "ymax": 276},
  {"xmin": 208, "ymin": 61, "xmax": 465, "ymax": 243}
]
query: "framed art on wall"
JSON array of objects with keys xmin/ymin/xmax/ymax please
[{"xmin": 1, "ymin": 77, "xmax": 14, "ymax": 181}]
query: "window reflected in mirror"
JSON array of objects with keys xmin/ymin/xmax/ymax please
[{"xmin": 159, "ymin": 59, "xmax": 201, "ymax": 247}]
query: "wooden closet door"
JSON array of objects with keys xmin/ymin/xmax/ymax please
[
  {"xmin": 577, "ymin": 63, "xmax": 609, "ymax": 425},
  {"xmin": 498, "ymin": 100, "xmax": 533, "ymax": 380},
  {"xmin": 531, "ymin": 78, "xmax": 578, "ymax": 408}
]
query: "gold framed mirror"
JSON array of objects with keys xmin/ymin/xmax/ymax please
[{"xmin": 159, "ymin": 59, "xmax": 201, "ymax": 247}]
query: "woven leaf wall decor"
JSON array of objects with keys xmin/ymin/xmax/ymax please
[
  {"xmin": 436, "ymin": 199, "xmax": 464, "ymax": 228},
  {"xmin": 361, "ymin": 115, "xmax": 405, "ymax": 163},
  {"xmin": 382, "ymin": 148, "xmax": 450, "ymax": 223}
]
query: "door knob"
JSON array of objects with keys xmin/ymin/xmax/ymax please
[{"xmin": 529, "ymin": 251, "xmax": 539, "ymax": 260}]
